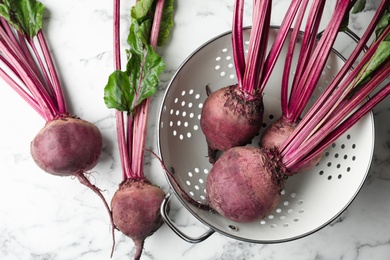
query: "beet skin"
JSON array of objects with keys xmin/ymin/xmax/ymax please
[
  {"xmin": 206, "ymin": 146, "xmax": 284, "ymax": 222},
  {"xmin": 200, "ymin": 85, "xmax": 264, "ymax": 163},
  {"xmin": 30, "ymin": 116, "xmax": 102, "ymax": 176},
  {"xmin": 111, "ymin": 178, "xmax": 165, "ymax": 260}
]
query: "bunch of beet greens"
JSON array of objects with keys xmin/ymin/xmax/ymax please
[
  {"xmin": 104, "ymin": 0, "xmax": 174, "ymax": 259},
  {"xmin": 203, "ymin": 0, "xmax": 390, "ymax": 223},
  {"xmin": 0, "ymin": 0, "xmax": 114, "ymax": 241}
]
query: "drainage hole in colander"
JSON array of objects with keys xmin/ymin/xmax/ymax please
[{"xmin": 228, "ymin": 225, "xmax": 239, "ymax": 231}]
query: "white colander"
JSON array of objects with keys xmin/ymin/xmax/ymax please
[{"xmin": 157, "ymin": 27, "xmax": 374, "ymax": 243}]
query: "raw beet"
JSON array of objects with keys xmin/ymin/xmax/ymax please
[
  {"xmin": 259, "ymin": 117, "xmax": 298, "ymax": 149},
  {"xmin": 259, "ymin": 117, "xmax": 323, "ymax": 174},
  {"xmin": 206, "ymin": 146, "xmax": 284, "ymax": 222},
  {"xmin": 200, "ymin": 85, "xmax": 264, "ymax": 163},
  {"xmin": 111, "ymin": 178, "xmax": 165, "ymax": 260},
  {"xmin": 30, "ymin": 116, "xmax": 102, "ymax": 176}
]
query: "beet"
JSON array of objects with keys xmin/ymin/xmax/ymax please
[
  {"xmin": 259, "ymin": 117, "xmax": 298, "ymax": 150},
  {"xmin": 259, "ymin": 117, "xmax": 323, "ymax": 174},
  {"xmin": 111, "ymin": 178, "xmax": 165, "ymax": 260},
  {"xmin": 200, "ymin": 85, "xmax": 264, "ymax": 163},
  {"xmin": 30, "ymin": 116, "xmax": 102, "ymax": 176},
  {"xmin": 206, "ymin": 146, "xmax": 284, "ymax": 222}
]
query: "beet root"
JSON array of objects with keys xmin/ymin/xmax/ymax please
[
  {"xmin": 200, "ymin": 85, "xmax": 264, "ymax": 163},
  {"xmin": 259, "ymin": 117, "xmax": 298, "ymax": 150},
  {"xmin": 111, "ymin": 178, "xmax": 165, "ymax": 260},
  {"xmin": 30, "ymin": 116, "xmax": 102, "ymax": 176},
  {"xmin": 259, "ymin": 117, "xmax": 323, "ymax": 174},
  {"xmin": 206, "ymin": 146, "xmax": 284, "ymax": 222}
]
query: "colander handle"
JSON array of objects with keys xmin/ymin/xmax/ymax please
[{"xmin": 160, "ymin": 192, "xmax": 215, "ymax": 243}]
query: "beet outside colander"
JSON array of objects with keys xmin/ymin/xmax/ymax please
[{"xmin": 157, "ymin": 26, "xmax": 374, "ymax": 243}]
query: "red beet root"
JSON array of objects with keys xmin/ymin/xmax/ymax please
[
  {"xmin": 200, "ymin": 85, "xmax": 264, "ymax": 163},
  {"xmin": 30, "ymin": 116, "xmax": 103, "ymax": 176},
  {"xmin": 111, "ymin": 178, "xmax": 165, "ymax": 260},
  {"xmin": 206, "ymin": 146, "xmax": 284, "ymax": 222},
  {"xmin": 259, "ymin": 117, "xmax": 298, "ymax": 150}
]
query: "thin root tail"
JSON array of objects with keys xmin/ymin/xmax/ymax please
[{"xmin": 75, "ymin": 171, "xmax": 116, "ymax": 258}]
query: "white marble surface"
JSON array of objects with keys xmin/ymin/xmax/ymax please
[{"xmin": 1, "ymin": 0, "xmax": 390, "ymax": 259}]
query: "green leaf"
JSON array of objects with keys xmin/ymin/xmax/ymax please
[
  {"xmin": 375, "ymin": 12, "xmax": 390, "ymax": 40},
  {"xmin": 354, "ymin": 41, "xmax": 390, "ymax": 87},
  {"xmin": 104, "ymin": 0, "xmax": 173, "ymax": 112},
  {"xmin": 131, "ymin": 0, "xmax": 154, "ymax": 20},
  {"xmin": 104, "ymin": 70, "xmax": 135, "ymax": 112},
  {"xmin": 0, "ymin": 0, "xmax": 45, "ymax": 38},
  {"xmin": 158, "ymin": 0, "xmax": 175, "ymax": 46},
  {"xmin": 351, "ymin": 0, "xmax": 366, "ymax": 14},
  {"xmin": 104, "ymin": 21, "xmax": 165, "ymax": 112}
]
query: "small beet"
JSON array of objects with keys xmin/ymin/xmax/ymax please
[
  {"xmin": 111, "ymin": 178, "xmax": 165, "ymax": 260},
  {"xmin": 259, "ymin": 117, "xmax": 298, "ymax": 150}
]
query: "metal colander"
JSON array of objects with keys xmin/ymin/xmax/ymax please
[{"xmin": 157, "ymin": 27, "xmax": 374, "ymax": 243}]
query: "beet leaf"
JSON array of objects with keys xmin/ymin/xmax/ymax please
[
  {"xmin": 0, "ymin": 0, "xmax": 44, "ymax": 38},
  {"xmin": 104, "ymin": 5, "xmax": 165, "ymax": 113}
]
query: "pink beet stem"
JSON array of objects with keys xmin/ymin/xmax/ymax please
[
  {"xmin": 279, "ymin": 0, "xmax": 389, "ymax": 159},
  {"xmin": 113, "ymin": 0, "xmax": 165, "ymax": 179},
  {"xmin": 232, "ymin": 0, "xmax": 245, "ymax": 87},
  {"xmin": 279, "ymin": 2, "xmax": 390, "ymax": 170}
]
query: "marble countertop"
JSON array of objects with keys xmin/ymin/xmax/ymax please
[{"xmin": 1, "ymin": 0, "xmax": 390, "ymax": 259}]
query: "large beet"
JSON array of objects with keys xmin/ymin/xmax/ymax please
[
  {"xmin": 30, "ymin": 116, "xmax": 102, "ymax": 176},
  {"xmin": 206, "ymin": 146, "xmax": 284, "ymax": 222}
]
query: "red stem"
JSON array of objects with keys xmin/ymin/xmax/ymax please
[
  {"xmin": 131, "ymin": 0, "xmax": 165, "ymax": 178},
  {"xmin": 280, "ymin": 4, "xmax": 390, "ymax": 170},
  {"xmin": 0, "ymin": 25, "xmax": 58, "ymax": 121},
  {"xmin": 37, "ymin": 31, "xmax": 67, "ymax": 114},
  {"xmin": 0, "ymin": 66, "xmax": 43, "ymax": 116},
  {"xmin": 287, "ymin": 61, "xmax": 390, "ymax": 171},
  {"xmin": 113, "ymin": 0, "xmax": 135, "ymax": 179},
  {"xmin": 261, "ymin": 0, "xmax": 305, "ymax": 94},
  {"xmin": 281, "ymin": 0, "xmax": 311, "ymax": 119},
  {"xmin": 294, "ymin": 77, "xmax": 390, "ymax": 171},
  {"xmin": 279, "ymin": 1, "xmax": 390, "ymax": 158},
  {"xmin": 232, "ymin": 0, "xmax": 245, "ymax": 87},
  {"xmin": 242, "ymin": 0, "xmax": 271, "ymax": 94},
  {"xmin": 289, "ymin": 0, "xmax": 348, "ymax": 123}
]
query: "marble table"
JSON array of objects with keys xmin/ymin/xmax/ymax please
[{"xmin": 1, "ymin": 0, "xmax": 390, "ymax": 259}]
